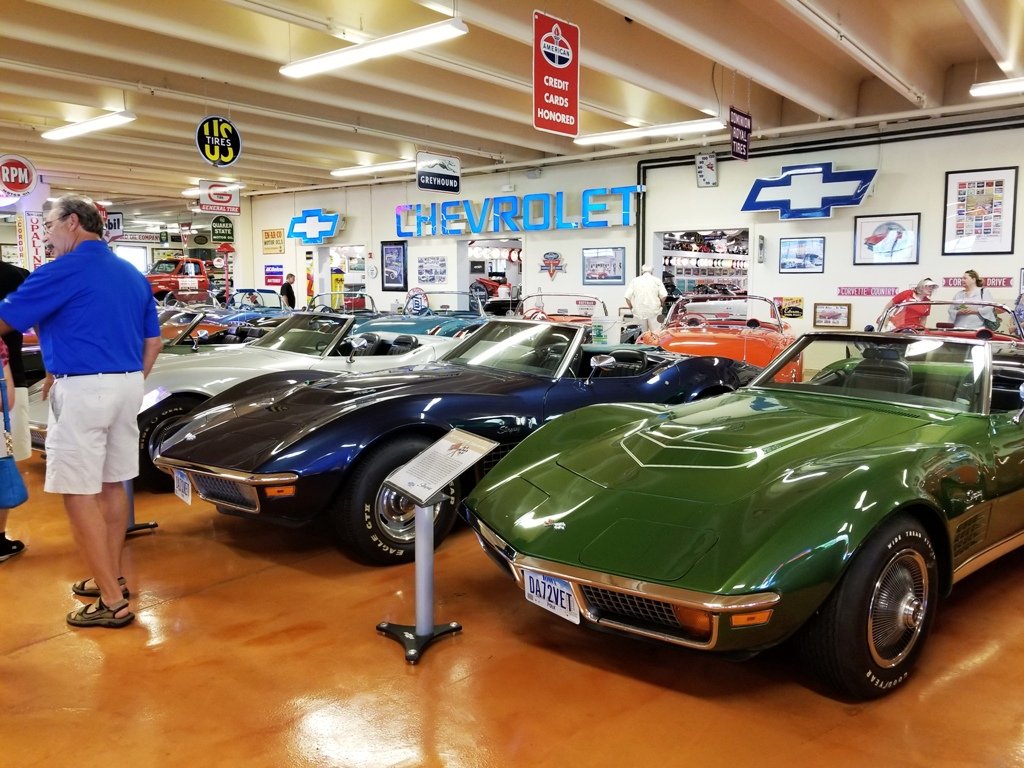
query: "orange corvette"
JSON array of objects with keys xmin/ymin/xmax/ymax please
[{"xmin": 639, "ymin": 294, "xmax": 802, "ymax": 379}]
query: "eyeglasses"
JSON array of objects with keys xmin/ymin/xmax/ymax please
[{"xmin": 43, "ymin": 213, "xmax": 70, "ymax": 232}]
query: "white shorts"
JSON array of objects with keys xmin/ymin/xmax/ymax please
[{"xmin": 44, "ymin": 372, "xmax": 144, "ymax": 495}]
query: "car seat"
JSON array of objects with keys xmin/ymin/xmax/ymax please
[
  {"xmin": 351, "ymin": 332, "xmax": 383, "ymax": 356},
  {"xmin": 600, "ymin": 348, "xmax": 648, "ymax": 377},
  {"xmin": 845, "ymin": 348, "xmax": 912, "ymax": 394},
  {"xmin": 387, "ymin": 334, "xmax": 418, "ymax": 355}
]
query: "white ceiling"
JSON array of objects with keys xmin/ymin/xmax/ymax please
[{"xmin": 2, "ymin": 0, "xmax": 1023, "ymax": 229}]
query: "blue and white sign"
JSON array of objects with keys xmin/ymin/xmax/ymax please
[
  {"xmin": 287, "ymin": 208, "xmax": 340, "ymax": 244},
  {"xmin": 741, "ymin": 162, "xmax": 877, "ymax": 219},
  {"xmin": 416, "ymin": 151, "xmax": 461, "ymax": 195}
]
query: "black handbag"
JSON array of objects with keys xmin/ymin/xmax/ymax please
[{"xmin": 0, "ymin": 385, "xmax": 28, "ymax": 509}]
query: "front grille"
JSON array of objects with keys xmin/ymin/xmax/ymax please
[
  {"xmin": 481, "ymin": 444, "xmax": 515, "ymax": 473},
  {"xmin": 580, "ymin": 584, "xmax": 681, "ymax": 630},
  {"xmin": 191, "ymin": 474, "xmax": 259, "ymax": 511}
]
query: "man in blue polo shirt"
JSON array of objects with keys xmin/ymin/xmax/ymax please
[{"xmin": 0, "ymin": 195, "xmax": 161, "ymax": 629}]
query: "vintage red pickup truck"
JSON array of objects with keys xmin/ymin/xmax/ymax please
[{"xmin": 146, "ymin": 257, "xmax": 212, "ymax": 299}]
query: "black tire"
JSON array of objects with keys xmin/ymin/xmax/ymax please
[
  {"xmin": 136, "ymin": 395, "xmax": 205, "ymax": 491},
  {"xmin": 798, "ymin": 515, "xmax": 938, "ymax": 699},
  {"xmin": 332, "ymin": 435, "xmax": 458, "ymax": 566}
]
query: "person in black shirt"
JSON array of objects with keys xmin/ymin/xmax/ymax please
[
  {"xmin": 280, "ymin": 273, "xmax": 296, "ymax": 309},
  {"xmin": 0, "ymin": 259, "xmax": 28, "ymax": 561}
]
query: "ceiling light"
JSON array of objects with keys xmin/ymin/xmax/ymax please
[
  {"xmin": 181, "ymin": 188, "xmax": 200, "ymax": 197},
  {"xmin": 41, "ymin": 110, "xmax": 136, "ymax": 141},
  {"xmin": 969, "ymin": 76, "xmax": 1024, "ymax": 98},
  {"xmin": 574, "ymin": 118, "xmax": 726, "ymax": 146},
  {"xmin": 330, "ymin": 160, "xmax": 416, "ymax": 178},
  {"xmin": 280, "ymin": 18, "xmax": 468, "ymax": 78},
  {"xmin": 94, "ymin": 200, "xmax": 113, "ymax": 206}
]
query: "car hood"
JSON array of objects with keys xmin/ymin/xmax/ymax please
[
  {"xmin": 158, "ymin": 363, "xmax": 521, "ymax": 470},
  {"xmin": 471, "ymin": 391, "xmax": 943, "ymax": 586},
  {"xmin": 554, "ymin": 390, "xmax": 929, "ymax": 504}
]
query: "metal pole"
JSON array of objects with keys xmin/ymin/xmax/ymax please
[{"xmin": 414, "ymin": 504, "xmax": 434, "ymax": 635}]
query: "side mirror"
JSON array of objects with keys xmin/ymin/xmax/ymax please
[
  {"xmin": 190, "ymin": 329, "xmax": 210, "ymax": 351},
  {"xmin": 347, "ymin": 335, "xmax": 369, "ymax": 363},
  {"xmin": 585, "ymin": 353, "xmax": 616, "ymax": 384}
]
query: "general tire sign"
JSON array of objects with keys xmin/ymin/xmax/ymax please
[{"xmin": 196, "ymin": 116, "xmax": 241, "ymax": 167}]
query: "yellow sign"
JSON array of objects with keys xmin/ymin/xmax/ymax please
[
  {"xmin": 196, "ymin": 115, "xmax": 241, "ymax": 167},
  {"xmin": 262, "ymin": 228, "xmax": 285, "ymax": 254}
]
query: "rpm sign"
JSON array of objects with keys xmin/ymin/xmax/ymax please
[{"xmin": 0, "ymin": 154, "xmax": 38, "ymax": 196}]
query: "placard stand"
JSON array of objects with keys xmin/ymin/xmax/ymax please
[
  {"xmin": 376, "ymin": 429, "xmax": 497, "ymax": 665},
  {"xmin": 377, "ymin": 490, "xmax": 461, "ymax": 664},
  {"xmin": 124, "ymin": 479, "xmax": 158, "ymax": 535}
]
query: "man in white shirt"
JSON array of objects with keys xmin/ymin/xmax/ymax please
[{"xmin": 624, "ymin": 263, "xmax": 668, "ymax": 332}]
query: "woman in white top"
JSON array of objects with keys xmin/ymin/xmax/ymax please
[{"xmin": 949, "ymin": 269, "xmax": 998, "ymax": 329}]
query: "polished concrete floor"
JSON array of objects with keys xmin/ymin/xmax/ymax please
[{"xmin": 3, "ymin": 453, "xmax": 1024, "ymax": 767}]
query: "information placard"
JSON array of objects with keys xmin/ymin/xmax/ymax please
[{"xmin": 384, "ymin": 429, "xmax": 498, "ymax": 507}]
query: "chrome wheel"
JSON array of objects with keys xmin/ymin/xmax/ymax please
[
  {"xmin": 372, "ymin": 485, "xmax": 437, "ymax": 544},
  {"xmin": 867, "ymin": 548, "xmax": 928, "ymax": 668}
]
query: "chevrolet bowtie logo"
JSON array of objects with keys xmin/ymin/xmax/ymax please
[
  {"xmin": 287, "ymin": 208, "xmax": 340, "ymax": 244},
  {"xmin": 741, "ymin": 162, "xmax": 877, "ymax": 219}
]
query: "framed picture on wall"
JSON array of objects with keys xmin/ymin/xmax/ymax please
[
  {"xmin": 942, "ymin": 166, "xmax": 1018, "ymax": 255},
  {"xmin": 779, "ymin": 237, "xmax": 825, "ymax": 273},
  {"xmin": 380, "ymin": 240, "xmax": 408, "ymax": 291},
  {"xmin": 581, "ymin": 246, "xmax": 626, "ymax": 285},
  {"xmin": 813, "ymin": 303, "xmax": 852, "ymax": 328},
  {"xmin": 853, "ymin": 213, "xmax": 920, "ymax": 265}
]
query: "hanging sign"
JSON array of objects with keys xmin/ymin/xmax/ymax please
[
  {"xmin": 533, "ymin": 11, "xmax": 579, "ymax": 137},
  {"xmin": 196, "ymin": 116, "xmax": 241, "ymax": 167},
  {"xmin": 0, "ymin": 154, "xmax": 38, "ymax": 197},
  {"xmin": 729, "ymin": 107, "xmax": 752, "ymax": 161},
  {"xmin": 416, "ymin": 151, "xmax": 461, "ymax": 194},
  {"xmin": 198, "ymin": 180, "xmax": 241, "ymax": 215},
  {"xmin": 16, "ymin": 212, "xmax": 45, "ymax": 270},
  {"xmin": 103, "ymin": 211, "xmax": 124, "ymax": 242},
  {"xmin": 211, "ymin": 215, "xmax": 234, "ymax": 243}
]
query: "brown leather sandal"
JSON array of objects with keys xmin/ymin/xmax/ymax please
[
  {"xmin": 66, "ymin": 598, "xmax": 135, "ymax": 629},
  {"xmin": 71, "ymin": 576, "xmax": 129, "ymax": 599}
]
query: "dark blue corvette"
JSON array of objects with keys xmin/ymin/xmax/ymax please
[{"xmin": 154, "ymin": 319, "xmax": 759, "ymax": 565}]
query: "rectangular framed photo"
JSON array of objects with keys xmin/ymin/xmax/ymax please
[
  {"xmin": 380, "ymin": 240, "xmax": 408, "ymax": 292},
  {"xmin": 581, "ymin": 246, "xmax": 626, "ymax": 285},
  {"xmin": 813, "ymin": 302, "xmax": 851, "ymax": 328},
  {"xmin": 779, "ymin": 237, "xmax": 825, "ymax": 273},
  {"xmin": 942, "ymin": 166, "xmax": 1018, "ymax": 255},
  {"xmin": 853, "ymin": 213, "xmax": 920, "ymax": 265}
]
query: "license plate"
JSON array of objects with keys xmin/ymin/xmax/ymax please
[
  {"xmin": 173, "ymin": 469, "xmax": 192, "ymax": 505},
  {"xmin": 523, "ymin": 569, "xmax": 580, "ymax": 624}
]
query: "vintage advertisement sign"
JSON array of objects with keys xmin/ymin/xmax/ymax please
[
  {"xmin": 16, "ymin": 211, "xmax": 45, "ymax": 269},
  {"xmin": 416, "ymin": 151, "xmax": 461, "ymax": 194},
  {"xmin": 103, "ymin": 211, "xmax": 124, "ymax": 242},
  {"xmin": 264, "ymin": 263, "xmax": 284, "ymax": 287},
  {"xmin": 533, "ymin": 11, "xmax": 579, "ymax": 137},
  {"xmin": 196, "ymin": 116, "xmax": 241, "ymax": 167},
  {"xmin": 211, "ymin": 215, "xmax": 235, "ymax": 243},
  {"xmin": 198, "ymin": 180, "xmax": 241, "ymax": 215},
  {"xmin": 262, "ymin": 228, "xmax": 285, "ymax": 254},
  {"xmin": 729, "ymin": 106, "xmax": 752, "ymax": 160},
  {"xmin": 0, "ymin": 154, "xmax": 37, "ymax": 197}
]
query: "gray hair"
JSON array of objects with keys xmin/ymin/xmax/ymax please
[{"xmin": 49, "ymin": 194, "xmax": 104, "ymax": 237}]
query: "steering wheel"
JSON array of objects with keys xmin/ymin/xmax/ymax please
[
  {"xmin": 676, "ymin": 312, "xmax": 707, "ymax": 327},
  {"xmin": 523, "ymin": 307, "xmax": 550, "ymax": 321}
]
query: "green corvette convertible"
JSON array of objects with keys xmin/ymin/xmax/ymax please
[{"xmin": 461, "ymin": 331, "xmax": 1024, "ymax": 699}]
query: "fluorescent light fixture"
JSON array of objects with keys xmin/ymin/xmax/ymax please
[
  {"xmin": 969, "ymin": 76, "xmax": 1024, "ymax": 98},
  {"xmin": 330, "ymin": 160, "xmax": 416, "ymax": 178},
  {"xmin": 280, "ymin": 18, "xmax": 468, "ymax": 78},
  {"xmin": 94, "ymin": 200, "xmax": 113, "ymax": 206},
  {"xmin": 574, "ymin": 118, "xmax": 726, "ymax": 146},
  {"xmin": 41, "ymin": 110, "xmax": 136, "ymax": 141}
]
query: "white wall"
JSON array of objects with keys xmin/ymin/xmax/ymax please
[{"xmin": 246, "ymin": 123, "xmax": 1023, "ymax": 331}]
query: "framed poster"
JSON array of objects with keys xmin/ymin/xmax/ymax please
[
  {"xmin": 582, "ymin": 246, "xmax": 625, "ymax": 285},
  {"xmin": 417, "ymin": 255, "xmax": 448, "ymax": 285},
  {"xmin": 779, "ymin": 237, "xmax": 824, "ymax": 273},
  {"xmin": 942, "ymin": 167, "xmax": 1018, "ymax": 255},
  {"xmin": 813, "ymin": 302, "xmax": 852, "ymax": 328},
  {"xmin": 380, "ymin": 240, "xmax": 408, "ymax": 292},
  {"xmin": 853, "ymin": 213, "xmax": 920, "ymax": 265}
]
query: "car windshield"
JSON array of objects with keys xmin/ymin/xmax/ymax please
[
  {"xmin": 404, "ymin": 291, "xmax": 486, "ymax": 316},
  {"xmin": 748, "ymin": 333, "xmax": 1013, "ymax": 414},
  {"xmin": 149, "ymin": 260, "xmax": 179, "ymax": 274},
  {"xmin": 443, "ymin": 320, "xmax": 581, "ymax": 376},
  {"xmin": 308, "ymin": 292, "xmax": 377, "ymax": 313},
  {"xmin": 227, "ymin": 290, "xmax": 285, "ymax": 310},
  {"xmin": 664, "ymin": 295, "xmax": 781, "ymax": 330},
  {"xmin": 879, "ymin": 300, "xmax": 1023, "ymax": 339},
  {"xmin": 250, "ymin": 312, "xmax": 355, "ymax": 355}
]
